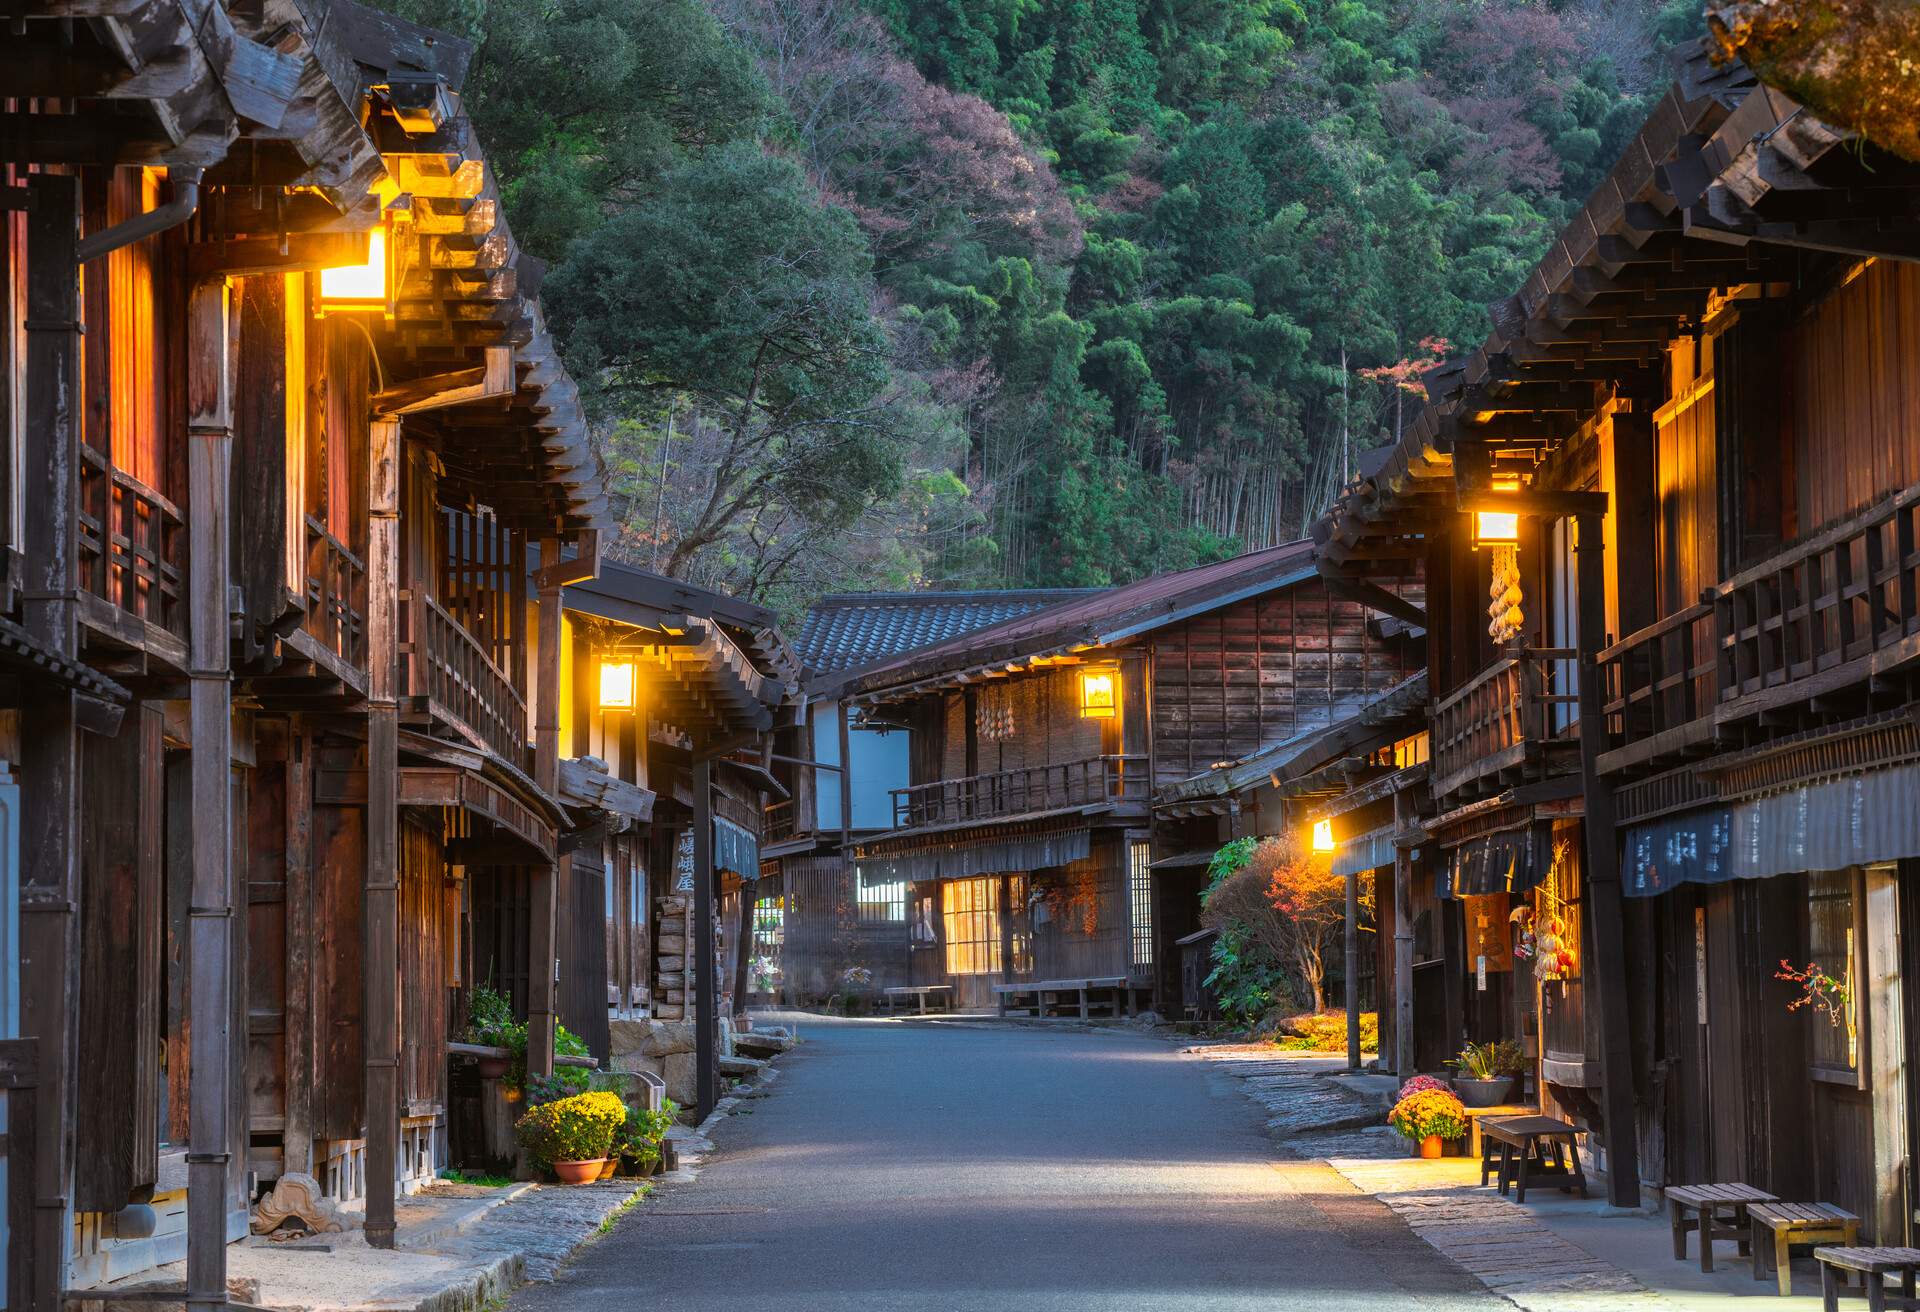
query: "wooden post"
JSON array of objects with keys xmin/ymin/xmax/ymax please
[
  {"xmin": 1574, "ymin": 510, "xmax": 1642, "ymax": 1208},
  {"xmin": 1393, "ymin": 789, "xmax": 1415, "ymax": 1078},
  {"xmin": 19, "ymin": 172, "xmax": 81, "ymax": 1312},
  {"xmin": 283, "ymin": 727, "xmax": 314, "ymax": 1176},
  {"xmin": 528, "ymin": 553, "xmax": 563, "ymax": 1081},
  {"xmin": 1344, "ymin": 866, "xmax": 1361, "ymax": 1071},
  {"xmin": 363, "ymin": 415, "xmax": 401, "ymax": 1248},
  {"xmin": 693, "ymin": 756, "xmax": 718, "ymax": 1121},
  {"xmin": 187, "ymin": 277, "xmax": 238, "ymax": 1302},
  {"xmin": 1864, "ymin": 864, "xmax": 1905, "ymax": 1242},
  {"xmin": 836, "ymin": 701, "xmax": 853, "ymax": 838},
  {"xmin": 732, "ymin": 874, "xmax": 753, "ymax": 1017}
]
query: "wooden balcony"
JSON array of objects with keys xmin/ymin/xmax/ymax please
[
  {"xmin": 398, "ymin": 589, "xmax": 528, "ymax": 771},
  {"xmin": 765, "ymin": 798, "xmax": 796, "ymax": 844},
  {"xmin": 890, "ymin": 755, "xmax": 1149, "ymax": 830},
  {"xmin": 1597, "ymin": 487, "xmax": 1920, "ymax": 776},
  {"xmin": 1430, "ymin": 648, "xmax": 1579, "ymax": 804},
  {"xmin": 1598, "ymin": 602, "xmax": 1716, "ymax": 775},
  {"xmin": 299, "ymin": 514, "xmax": 368, "ymax": 684},
  {"xmin": 76, "ymin": 444, "xmax": 186, "ymax": 667}
]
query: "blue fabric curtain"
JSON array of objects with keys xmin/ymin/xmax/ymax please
[{"xmin": 1441, "ymin": 828, "xmax": 1547, "ymax": 899}]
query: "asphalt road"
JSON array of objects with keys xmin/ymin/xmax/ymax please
[{"xmin": 509, "ymin": 1017, "xmax": 1503, "ymax": 1311}]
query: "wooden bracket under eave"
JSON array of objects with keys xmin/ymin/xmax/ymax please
[{"xmin": 370, "ymin": 344, "xmax": 515, "ymax": 415}]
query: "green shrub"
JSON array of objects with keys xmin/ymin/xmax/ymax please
[
  {"xmin": 1274, "ymin": 1010, "xmax": 1378, "ymax": 1052},
  {"xmin": 616, "ymin": 1098, "xmax": 679, "ymax": 1165},
  {"xmin": 514, "ymin": 1091, "xmax": 626, "ymax": 1167}
]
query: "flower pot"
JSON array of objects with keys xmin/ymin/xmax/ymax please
[
  {"xmin": 552, "ymin": 1159, "xmax": 605, "ymax": 1184},
  {"xmin": 596, "ymin": 1156, "xmax": 618, "ymax": 1180},
  {"xmin": 1451, "ymin": 1076, "xmax": 1515, "ymax": 1108},
  {"xmin": 1419, "ymin": 1134, "xmax": 1444, "ymax": 1160},
  {"xmin": 476, "ymin": 1056, "xmax": 510, "ymax": 1080}
]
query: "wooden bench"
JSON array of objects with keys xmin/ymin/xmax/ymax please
[
  {"xmin": 1667, "ymin": 1182, "xmax": 1778, "ymax": 1272},
  {"xmin": 1477, "ymin": 1115, "xmax": 1586, "ymax": 1204},
  {"xmin": 883, "ymin": 985, "xmax": 952, "ymax": 1016},
  {"xmin": 1749, "ymin": 1202, "xmax": 1859, "ymax": 1297},
  {"xmin": 993, "ymin": 977, "xmax": 1140, "ymax": 1019},
  {"xmin": 1816, "ymin": 1246, "xmax": 1920, "ymax": 1311}
]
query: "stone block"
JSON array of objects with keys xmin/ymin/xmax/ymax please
[{"xmin": 661, "ymin": 1051, "xmax": 698, "ymax": 1106}]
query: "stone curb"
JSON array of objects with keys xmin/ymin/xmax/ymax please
[{"xmin": 393, "ymin": 1184, "xmax": 539, "ymax": 1252}]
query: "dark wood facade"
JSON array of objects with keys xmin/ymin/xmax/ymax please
[{"xmin": 1313, "ymin": 41, "xmax": 1920, "ymax": 1234}]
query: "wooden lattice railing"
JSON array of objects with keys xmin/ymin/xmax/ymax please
[
  {"xmin": 891, "ymin": 755, "xmax": 1149, "ymax": 830},
  {"xmin": 1431, "ymin": 647, "xmax": 1578, "ymax": 801},
  {"xmin": 76, "ymin": 444, "xmax": 185, "ymax": 642},
  {"xmin": 399, "ymin": 589, "xmax": 528, "ymax": 769},
  {"xmin": 1598, "ymin": 602, "xmax": 1716, "ymax": 762},
  {"xmin": 304, "ymin": 515, "xmax": 368, "ymax": 675}
]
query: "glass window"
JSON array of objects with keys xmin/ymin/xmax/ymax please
[
  {"xmin": 1129, "ymin": 841, "xmax": 1153, "ymax": 968},
  {"xmin": 942, "ymin": 877, "xmax": 1002, "ymax": 976},
  {"xmin": 1805, "ymin": 869, "xmax": 1859, "ymax": 1079}
]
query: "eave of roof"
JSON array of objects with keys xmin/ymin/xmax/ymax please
[{"xmin": 837, "ymin": 541, "xmax": 1318, "ymax": 702}]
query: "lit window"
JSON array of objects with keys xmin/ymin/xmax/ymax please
[
  {"xmin": 942, "ymin": 877, "xmax": 1002, "ymax": 975},
  {"xmin": 856, "ymin": 870, "xmax": 906, "ymax": 923}
]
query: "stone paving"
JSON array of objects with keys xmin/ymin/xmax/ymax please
[{"xmin": 1191, "ymin": 1044, "xmax": 1667, "ymax": 1312}]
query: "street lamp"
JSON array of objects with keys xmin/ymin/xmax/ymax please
[
  {"xmin": 598, "ymin": 659, "xmax": 637, "ymax": 710},
  {"xmin": 1472, "ymin": 478, "xmax": 1525, "ymax": 643}
]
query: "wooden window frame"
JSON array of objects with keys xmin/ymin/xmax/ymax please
[{"xmin": 942, "ymin": 876, "xmax": 1002, "ymax": 976}]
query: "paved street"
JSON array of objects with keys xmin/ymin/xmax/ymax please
[{"xmin": 510, "ymin": 1018, "xmax": 1504, "ymax": 1311}]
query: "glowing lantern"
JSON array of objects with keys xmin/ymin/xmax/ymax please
[
  {"xmin": 1312, "ymin": 818, "xmax": 1335, "ymax": 853},
  {"xmin": 317, "ymin": 225, "xmax": 392, "ymax": 316},
  {"xmin": 1077, "ymin": 667, "xmax": 1118, "ymax": 719},
  {"xmin": 598, "ymin": 660, "xmax": 637, "ymax": 710}
]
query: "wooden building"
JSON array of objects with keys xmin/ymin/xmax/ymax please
[
  {"xmin": 1312, "ymin": 40, "xmax": 1920, "ymax": 1233},
  {"xmin": 765, "ymin": 589, "xmax": 1095, "ymax": 1005},
  {"xmin": 0, "ymin": 1, "xmax": 674, "ymax": 1304},
  {"xmin": 825, "ymin": 546, "xmax": 1422, "ymax": 1012}
]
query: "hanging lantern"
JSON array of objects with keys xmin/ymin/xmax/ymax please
[
  {"xmin": 316, "ymin": 221, "xmax": 395, "ymax": 317},
  {"xmin": 1077, "ymin": 667, "xmax": 1119, "ymax": 719},
  {"xmin": 598, "ymin": 659, "xmax": 637, "ymax": 710},
  {"xmin": 1312, "ymin": 818, "xmax": 1336, "ymax": 853}
]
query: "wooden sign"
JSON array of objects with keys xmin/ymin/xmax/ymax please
[{"xmin": 1463, "ymin": 892, "xmax": 1513, "ymax": 972}]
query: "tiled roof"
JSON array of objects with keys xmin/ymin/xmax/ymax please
[
  {"xmin": 797, "ymin": 589, "xmax": 1100, "ymax": 675},
  {"xmin": 837, "ymin": 540, "xmax": 1321, "ymax": 696}
]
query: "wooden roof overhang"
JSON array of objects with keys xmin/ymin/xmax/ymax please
[
  {"xmin": 557, "ymin": 755, "xmax": 656, "ymax": 825},
  {"xmin": 597, "ymin": 614, "xmax": 778, "ymax": 741},
  {"xmin": 395, "ymin": 726, "xmax": 565, "ymax": 859},
  {"xmin": 1312, "ymin": 43, "xmax": 1920, "ymax": 593}
]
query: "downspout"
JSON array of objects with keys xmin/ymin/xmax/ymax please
[{"xmin": 75, "ymin": 166, "xmax": 203, "ymax": 264}]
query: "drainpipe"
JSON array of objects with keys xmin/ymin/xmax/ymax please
[{"xmin": 75, "ymin": 166, "xmax": 203, "ymax": 264}]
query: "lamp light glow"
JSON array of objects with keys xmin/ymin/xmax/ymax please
[
  {"xmin": 318, "ymin": 227, "xmax": 390, "ymax": 314},
  {"xmin": 1077, "ymin": 667, "xmax": 1118, "ymax": 719},
  {"xmin": 1312, "ymin": 818, "xmax": 1335, "ymax": 852},
  {"xmin": 598, "ymin": 660, "xmax": 637, "ymax": 710},
  {"xmin": 1471, "ymin": 476, "xmax": 1523, "ymax": 549}
]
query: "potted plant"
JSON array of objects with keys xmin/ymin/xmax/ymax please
[
  {"xmin": 514, "ymin": 1090, "xmax": 627, "ymax": 1183},
  {"xmin": 1388, "ymin": 1087, "xmax": 1468, "ymax": 1159},
  {"xmin": 1448, "ymin": 1040, "xmax": 1524, "ymax": 1107},
  {"xmin": 465, "ymin": 984, "xmax": 520, "ymax": 1080},
  {"xmin": 615, "ymin": 1099, "xmax": 678, "ymax": 1178}
]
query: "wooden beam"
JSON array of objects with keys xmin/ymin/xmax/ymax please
[
  {"xmin": 1455, "ymin": 488, "xmax": 1609, "ymax": 519},
  {"xmin": 371, "ymin": 345, "xmax": 515, "ymax": 415},
  {"xmin": 363, "ymin": 416, "xmax": 400, "ymax": 1249},
  {"xmin": 1324, "ymin": 577, "xmax": 1427, "ymax": 630}
]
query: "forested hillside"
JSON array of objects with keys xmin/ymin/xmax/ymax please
[{"xmin": 384, "ymin": 0, "xmax": 1700, "ymax": 617}]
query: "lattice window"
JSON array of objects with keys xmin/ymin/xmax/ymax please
[
  {"xmin": 856, "ymin": 869, "xmax": 906, "ymax": 922},
  {"xmin": 1129, "ymin": 841, "xmax": 1153, "ymax": 969},
  {"xmin": 942, "ymin": 877, "xmax": 1002, "ymax": 975}
]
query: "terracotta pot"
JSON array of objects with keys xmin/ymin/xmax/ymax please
[
  {"xmin": 1419, "ymin": 1134, "xmax": 1444, "ymax": 1160},
  {"xmin": 596, "ymin": 1156, "xmax": 618, "ymax": 1180},
  {"xmin": 476, "ymin": 1056, "xmax": 510, "ymax": 1080},
  {"xmin": 552, "ymin": 1159, "xmax": 605, "ymax": 1184}
]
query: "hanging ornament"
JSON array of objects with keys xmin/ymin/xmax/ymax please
[{"xmin": 1488, "ymin": 544, "xmax": 1524, "ymax": 644}]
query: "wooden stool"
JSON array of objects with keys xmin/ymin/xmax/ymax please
[
  {"xmin": 1479, "ymin": 1115, "xmax": 1586, "ymax": 1204},
  {"xmin": 1667, "ymin": 1183, "xmax": 1778, "ymax": 1272},
  {"xmin": 1749, "ymin": 1202, "xmax": 1859, "ymax": 1297},
  {"xmin": 1815, "ymin": 1246, "xmax": 1920, "ymax": 1311}
]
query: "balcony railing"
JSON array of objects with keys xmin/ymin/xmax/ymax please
[
  {"xmin": 398, "ymin": 589, "xmax": 528, "ymax": 769},
  {"xmin": 1719, "ymin": 486, "xmax": 1920, "ymax": 712},
  {"xmin": 765, "ymin": 798, "xmax": 795, "ymax": 844},
  {"xmin": 76, "ymin": 444, "xmax": 185, "ymax": 647},
  {"xmin": 1598, "ymin": 602, "xmax": 1716, "ymax": 773},
  {"xmin": 304, "ymin": 515, "xmax": 368, "ymax": 676},
  {"xmin": 1431, "ymin": 647, "xmax": 1579, "ymax": 803},
  {"xmin": 1596, "ymin": 487, "xmax": 1920, "ymax": 775},
  {"xmin": 890, "ymin": 755, "xmax": 1149, "ymax": 830}
]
